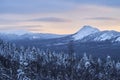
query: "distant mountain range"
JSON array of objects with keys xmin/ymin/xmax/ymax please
[
  {"xmin": 0, "ymin": 25, "xmax": 120, "ymax": 59},
  {"xmin": 0, "ymin": 30, "xmax": 66, "ymax": 40},
  {"xmin": 1, "ymin": 25, "xmax": 120, "ymax": 43}
]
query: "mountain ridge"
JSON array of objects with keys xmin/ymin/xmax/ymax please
[
  {"xmin": 72, "ymin": 25, "xmax": 100, "ymax": 40},
  {"xmin": 0, "ymin": 25, "xmax": 120, "ymax": 43}
]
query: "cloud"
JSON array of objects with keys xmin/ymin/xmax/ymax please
[
  {"xmin": 23, "ymin": 25, "xmax": 42, "ymax": 28},
  {"xmin": 84, "ymin": 17, "xmax": 118, "ymax": 20},
  {"xmin": 0, "ymin": 25, "xmax": 43, "ymax": 30},
  {"xmin": 0, "ymin": 1, "xmax": 120, "ymax": 34},
  {"xmin": 1, "ymin": 0, "xmax": 119, "ymax": 14},
  {"xmin": 66, "ymin": 0, "xmax": 120, "ymax": 7},
  {"xmin": 28, "ymin": 17, "xmax": 71, "ymax": 22},
  {"xmin": 0, "ymin": 0, "xmax": 73, "ymax": 14}
]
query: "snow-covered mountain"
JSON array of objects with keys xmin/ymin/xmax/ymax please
[
  {"xmin": 72, "ymin": 25, "xmax": 100, "ymax": 40},
  {"xmin": 0, "ymin": 30, "xmax": 66, "ymax": 40},
  {"xmin": 80, "ymin": 30, "xmax": 120, "ymax": 42},
  {"xmin": 71, "ymin": 25, "xmax": 120, "ymax": 43},
  {"xmin": 21, "ymin": 33, "xmax": 66, "ymax": 40},
  {"xmin": 1, "ymin": 25, "xmax": 120, "ymax": 43},
  {"xmin": 0, "ymin": 30, "xmax": 31, "ymax": 35}
]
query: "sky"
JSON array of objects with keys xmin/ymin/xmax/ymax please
[{"xmin": 0, "ymin": 0, "xmax": 120, "ymax": 34}]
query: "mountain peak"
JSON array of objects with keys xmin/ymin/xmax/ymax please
[
  {"xmin": 81, "ymin": 25, "xmax": 93, "ymax": 29},
  {"xmin": 73, "ymin": 25, "xmax": 100, "ymax": 40},
  {"xmin": 79, "ymin": 25, "xmax": 99, "ymax": 32}
]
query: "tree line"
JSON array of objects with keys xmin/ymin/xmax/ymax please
[{"xmin": 0, "ymin": 39, "xmax": 120, "ymax": 80}]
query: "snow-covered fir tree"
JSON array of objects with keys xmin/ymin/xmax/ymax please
[{"xmin": 0, "ymin": 39, "xmax": 120, "ymax": 80}]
